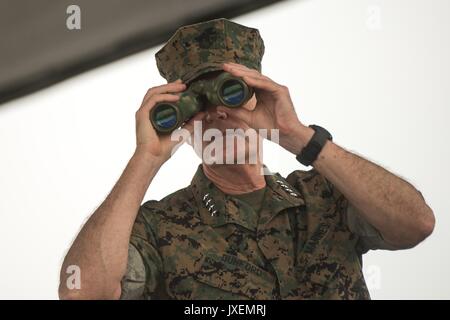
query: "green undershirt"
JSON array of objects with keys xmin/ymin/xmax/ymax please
[{"xmin": 232, "ymin": 186, "xmax": 267, "ymax": 215}]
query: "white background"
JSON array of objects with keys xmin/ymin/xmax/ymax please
[{"xmin": 0, "ymin": 0, "xmax": 449, "ymax": 299}]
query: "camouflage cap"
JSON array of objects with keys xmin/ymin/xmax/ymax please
[{"xmin": 155, "ymin": 18, "xmax": 265, "ymax": 84}]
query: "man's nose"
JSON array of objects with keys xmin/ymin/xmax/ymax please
[{"xmin": 205, "ymin": 107, "xmax": 228, "ymax": 122}]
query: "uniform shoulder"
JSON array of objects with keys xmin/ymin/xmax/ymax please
[
  {"xmin": 285, "ymin": 168, "xmax": 318, "ymax": 184},
  {"xmin": 285, "ymin": 168, "xmax": 337, "ymax": 200},
  {"xmin": 140, "ymin": 186, "xmax": 197, "ymax": 220}
]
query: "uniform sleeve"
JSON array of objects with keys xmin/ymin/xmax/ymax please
[
  {"xmin": 286, "ymin": 168, "xmax": 397, "ymax": 254},
  {"xmin": 345, "ymin": 203, "xmax": 399, "ymax": 253},
  {"xmin": 120, "ymin": 202, "xmax": 163, "ymax": 300},
  {"xmin": 120, "ymin": 243, "xmax": 146, "ymax": 299},
  {"xmin": 319, "ymin": 171, "xmax": 399, "ymax": 253}
]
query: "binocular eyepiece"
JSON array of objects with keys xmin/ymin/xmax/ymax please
[{"xmin": 150, "ymin": 72, "xmax": 254, "ymax": 134}]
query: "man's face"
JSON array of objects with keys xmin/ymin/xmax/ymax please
[{"xmin": 189, "ymin": 71, "xmax": 261, "ymax": 165}]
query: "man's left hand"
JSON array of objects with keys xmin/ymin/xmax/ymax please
[{"xmin": 221, "ymin": 62, "xmax": 313, "ymax": 154}]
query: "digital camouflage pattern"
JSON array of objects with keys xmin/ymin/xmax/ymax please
[
  {"xmin": 120, "ymin": 166, "xmax": 395, "ymax": 300},
  {"xmin": 155, "ymin": 18, "xmax": 265, "ymax": 84}
]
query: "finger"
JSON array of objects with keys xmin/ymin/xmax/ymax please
[
  {"xmin": 223, "ymin": 63, "xmax": 264, "ymax": 79},
  {"xmin": 241, "ymin": 75, "xmax": 280, "ymax": 93},
  {"xmin": 223, "ymin": 66, "xmax": 267, "ymax": 84},
  {"xmin": 223, "ymin": 63, "xmax": 262, "ymax": 77},
  {"xmin": 224, "ymin": 62, "xmax": 253, "ymax": 71},
  {"xmin": 145, "ymin": 81, "xmax": 185, "ymax": 96},
  {"xmin": 223, "ymin": 64, "xmax": 281, "ymax": 93},
  {"xmin": 142, "ymin": 81, "xmax": 186, "ymax": 103},
  {"xmin": 138, "ymin": 93, "xmax": 180, "ymax": 114},
  {"xmin": 143, "ymin": 82, "xmax": 185, "ymax": 103}
]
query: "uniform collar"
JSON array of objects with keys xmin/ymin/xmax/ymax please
[{"xmin": 190, "ymin": 165, "xmax": 305, "ymax": 229}]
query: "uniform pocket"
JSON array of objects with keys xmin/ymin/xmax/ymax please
[
  {"xmin": 193, "ymin": 252, "xmax": 277, "ymax": 300},
  {"xmin": 295, "ymin": 257, "xmax": 340, "ymax": 299}
]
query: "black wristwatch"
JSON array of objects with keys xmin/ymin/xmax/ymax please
[{"xmin": 296, "ymin": 125, "xmax": 333, "ymax": 166}]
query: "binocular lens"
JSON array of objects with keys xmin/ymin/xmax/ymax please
[
  {"xmin": 220, "ymin": 79, "xmax": 245, "ymax": 106},
  {"xmin": 153, "ymin": 104, "xmax": 178, "ymax": 130},
  {"xmin": 150, "ymin": 72, "xmax": 252, "ymax": 134}
]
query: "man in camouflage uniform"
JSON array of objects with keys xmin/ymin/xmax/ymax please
[{"xmin": 59, "ymin": 18, "xmax": 435, "ymax": 300}]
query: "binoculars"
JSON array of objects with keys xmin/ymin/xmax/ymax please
[{"xmin": 150, "ymin": 72, "xmax": 254, "ymax": 134}]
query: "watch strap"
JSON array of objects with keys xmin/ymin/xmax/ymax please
[{"xmin": 296, "ymin": 125, "xmax": 332, "ymax": 166}]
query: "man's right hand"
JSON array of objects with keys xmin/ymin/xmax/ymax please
[{"xmin": 135, "ymin": 79, "xmax": 205, "ymax": 163}]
